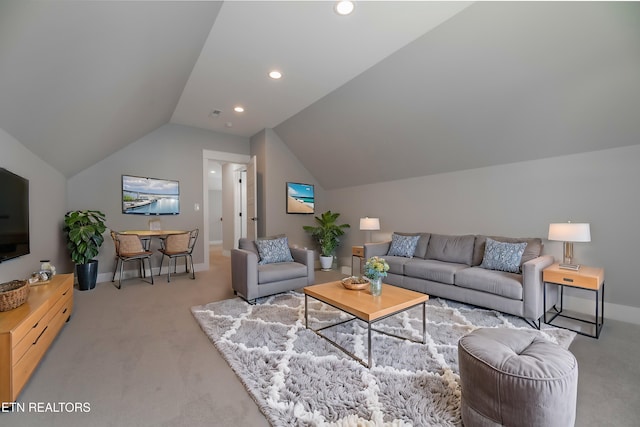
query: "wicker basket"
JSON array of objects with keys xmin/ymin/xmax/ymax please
[{"xmin": 0, "ymin": 280, "xmax": 30, "ymax": 312}]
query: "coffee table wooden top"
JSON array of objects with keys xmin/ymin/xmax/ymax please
[{"xmin": 304, "ymin": 281, "xmax": 428, "ymax": 322}]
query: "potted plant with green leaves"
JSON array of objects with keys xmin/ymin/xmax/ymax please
[
  {"xmin": 63, "ymin": 210, "xmax": 107, "ymax": 291},
  {"xmin": 303, "ymin": 210, "xmax": 350, "ymax": 271}
]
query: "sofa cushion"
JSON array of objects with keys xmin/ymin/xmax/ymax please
[
  {"xmin": 480, "ymin": 238, "xmax": 527, "ymax": 273},
  {"xmin": 255, "ymin": 236, "xmax": 294, "ymax": 265},
  {"xmin": 387, "ymin": 233, "xmax": 420, "ymax": 258},
  {"xmin": 381, "ymin": 256, "xmax": 413, "ymax": 276},
  {"xmin": 404, "ymin": 259, "xmax": 468, "ymax": 285},
  {"xmin": 425, "ymin": 234, "xmax": 475, "ymax": 266},
  {"xmin": 238, "ymin": 238, "xmax": 259, "ymax": 255},
  {"xmin": 258, "ymin": 262, "xmax": 307, "ymax": 284},
  {"xmin": 393, "ymin": 232, "xmax": 430, "ymax": 258},
  {"xmin": 472, "ymin": 236, "xmax": 543, "ymax": 268},
  {"xmin": 455, "ymin": 267, "xmax": 523, "ymax": 300}
]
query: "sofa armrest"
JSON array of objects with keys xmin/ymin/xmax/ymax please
[
  {"xmin": 290, "ymin": 247, "xmax": 315, "ymax": 285},
  {"xmin": 364, "ymin": 241, "xmax": 390, "ymax": 259},
  {"xmin": 231, "ymin": 248, "xmax": 259, "ymax": 300},
  {"xmin": 521, "ymin": 255, "xmax": 555, "ymax": 320}
]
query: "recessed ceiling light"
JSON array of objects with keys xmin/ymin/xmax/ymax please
[
  {"xmin": 269, "ymin": 70, "xmax": 282, "ymax": 79},
  {"xmin": 233, "ymin": 106, "xmax": 245, "ymax": 113},
  {"xmin": 334, "ymin": 1, "xmax": 354, "ymax": 16},
  {"xmin": 209, "ymin": 170, "xmax": 216, "ymax": 174}
]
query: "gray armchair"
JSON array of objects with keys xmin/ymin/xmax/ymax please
[{"xmin": 231, "ymin": 237, "xmax": 315, "ymax": 303}]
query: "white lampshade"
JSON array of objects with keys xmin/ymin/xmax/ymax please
[
  {"xmin": 548, "ymin": 223, "xmax": 591, "ymax": 242},
  {"xmin": 359, "ymin": 217, "xmax": 380, "ymax": 231}
]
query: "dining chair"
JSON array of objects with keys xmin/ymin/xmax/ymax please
[
  {"xmin": 110, "ymin": 231, "xmax": 155, "ymax": 289},
  {"xmin": 158, "ymin": 229, "xmax": 199, "ymax": 282}
]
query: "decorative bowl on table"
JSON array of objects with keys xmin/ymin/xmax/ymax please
[{"xmin": 341, "ymin": 276, "xmax": 370, "ymax": 290}]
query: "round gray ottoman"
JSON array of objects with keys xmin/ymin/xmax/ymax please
[{"xmin": 458, "ymin": 328, "xmax": 578, "ymax": 427}]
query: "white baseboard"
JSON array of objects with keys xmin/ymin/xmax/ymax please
[
  {"xmin": 97, "ymin": 263, "xmax": 207, "ymax": 284},
  {"xmin": 97, "ymin": 264, "xmax": 640, "ymax": 325},
  {"xmin": 562, "ymin": 295, "xmax": 640, "ymax": 325}
]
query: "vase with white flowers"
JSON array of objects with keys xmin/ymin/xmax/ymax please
[{"xmin": 364, "ymin": 256, "xmax": 389, "ymax": 296}]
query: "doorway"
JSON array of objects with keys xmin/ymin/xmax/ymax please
[{"xmin": 202, "ymin": 150, "xmax": 251, "ymax": 270}]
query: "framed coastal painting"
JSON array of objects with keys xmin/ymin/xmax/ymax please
[
  {"xmin": 122, "ymin": 175, "xmax": 180, "ymax": 215},
  {"xmin": 286, "ymin": 182, "xmax": 314, "ymax": 214}
]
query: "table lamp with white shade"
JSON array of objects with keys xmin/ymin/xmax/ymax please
[
  {"xmin": 548, "ymin": 222, "xmax": 591, "ymax": 270},
  {"xmin": 359, "ymin": 217, "xmax": 380, "ymax": 243}
]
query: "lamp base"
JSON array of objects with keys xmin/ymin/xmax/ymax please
[{"xmin": 559, "ymin": 263, "xmax": 581, "ymax": 271}]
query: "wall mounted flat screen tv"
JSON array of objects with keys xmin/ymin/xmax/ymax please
[
  {"xmin": 286, "ymin": 182, "xmax": 314, "ymax": 214},
  {"xmin": 122, "ymin": 175, "xmax": 179, "ymax": 215},
  {"xmin": 0, "ymin": 168, "xmax": 30, "ymax": 263}
]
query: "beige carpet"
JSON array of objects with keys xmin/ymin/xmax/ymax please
[
  {"xmin": 3, "ymin": 245, "xmax": 640, "ymax": 426},
  {"xmin": 4, "ymin": 245, "xmax": 269, "ymax": 427}
]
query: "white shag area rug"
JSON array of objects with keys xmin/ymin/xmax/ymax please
[{"xmin": 191, "ymin": 292, "xmax": 576, "ymax": 427}]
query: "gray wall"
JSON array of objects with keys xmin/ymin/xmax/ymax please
[
  {"xmin": 251, "ymin": 129, "xmax": 329, "ymax": 251},
  {"xmin": 4, "ymin": 116, "xmax": 638, "ymax": 322},
  {"xmin": 0, "ymin": 128, "xmax": 69, "ymax": 281},
  {"xmin": 67, "ymin": 123, "xmax": 249, "ymax": 276},
  {"xmin": 326, "ymin": 144, "xmax": 640, "ymax": 320}
]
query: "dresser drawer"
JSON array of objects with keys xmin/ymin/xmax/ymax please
[
  {"xmin": 11, "ymin": 303, "xmax": 50, "ymax": 348},
  {"xmin": 11, "ymin": 280, "xmax": 72, "ymax": 341},
  {"xmin": 352, "ymin": 246, "xmax": 364, "ymax": 257},
  {"xmin": 543, "ymin": 268, "xmax": 603, "ymax": 290},
  {"xmin": 12, "ymin": 291, "xmax": 72, "ymax": 398},
  {"xmin": 12, "ymin": 289, "xmax": 71, "ymax": 365}
]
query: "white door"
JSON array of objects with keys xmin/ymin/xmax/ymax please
[{"xmin": 246, "ymin": 156, "xmax": 257, "ymax": 240}]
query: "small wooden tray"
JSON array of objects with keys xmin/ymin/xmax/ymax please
[{"xmin": 29, "ymin": 279, "xmax": 51, "ymax": 286}]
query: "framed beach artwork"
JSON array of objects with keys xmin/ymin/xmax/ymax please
[
  {"xmin": 286, "ymin": 182, "xmax": 314, "ymax": 214},
  {"xmin": 122, "ymin": 175, "xmax": 180, "ymax": 215}
]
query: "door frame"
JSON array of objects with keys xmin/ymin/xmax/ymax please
[{"xmin": 202, "ymin": 150, "xmax": 251, "ymax": 269}]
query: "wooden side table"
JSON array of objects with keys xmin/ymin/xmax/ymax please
[
  {"xmin": 352, "ymin": 246, "xmax": 364, "ymax": 276},
  {"xmin": 543, "ymin": 263, "xmax": 605, "ymax": 338}
]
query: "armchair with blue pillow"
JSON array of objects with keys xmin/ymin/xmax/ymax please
[{"xmin": 231, "ymin": 236, "xmax": 315, "ymax": 303}]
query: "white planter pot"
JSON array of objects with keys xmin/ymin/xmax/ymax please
[{"xmin": 319, "ymin": 255, "xmax": 333, "ymax": 271}]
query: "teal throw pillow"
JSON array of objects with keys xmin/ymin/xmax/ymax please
[
  {"xmin": 480, "ymin": 238, "xmax": 527, "ymax": 273},
  {"xmin": 387, "ymin": 233, "xmax": 420, "ymax": 258},
  {"xmin": 255, "ymin": 237, "xmax": 294, "ymax": 265}
]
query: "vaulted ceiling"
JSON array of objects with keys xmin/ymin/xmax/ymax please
[{"xmin": 1, "ymin": 1, "xmax": 639, "ymax": 190}]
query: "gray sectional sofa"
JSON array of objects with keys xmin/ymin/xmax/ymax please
[{"xmin": 364, "ymin": 233, "xmax": 556, "ymax": 325}]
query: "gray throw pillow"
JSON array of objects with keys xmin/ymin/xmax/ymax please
[
  {"xmin": 394, "ymin": 232, "xmax": 430, "ymax": 258},
  {"xmin": 255, "ymin": 236, "xmax": 294, "ymax": 265},
  {"xmin": 472, "ymin": 236, "xmax": 542, "ymax": 268},
  {"xmin": 480, "ymin": 238, "xmax": 527, "ymax": 273},
  {"xmin": 387, "ymin": 233, "xmax": 420, "ymax": 258}
]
